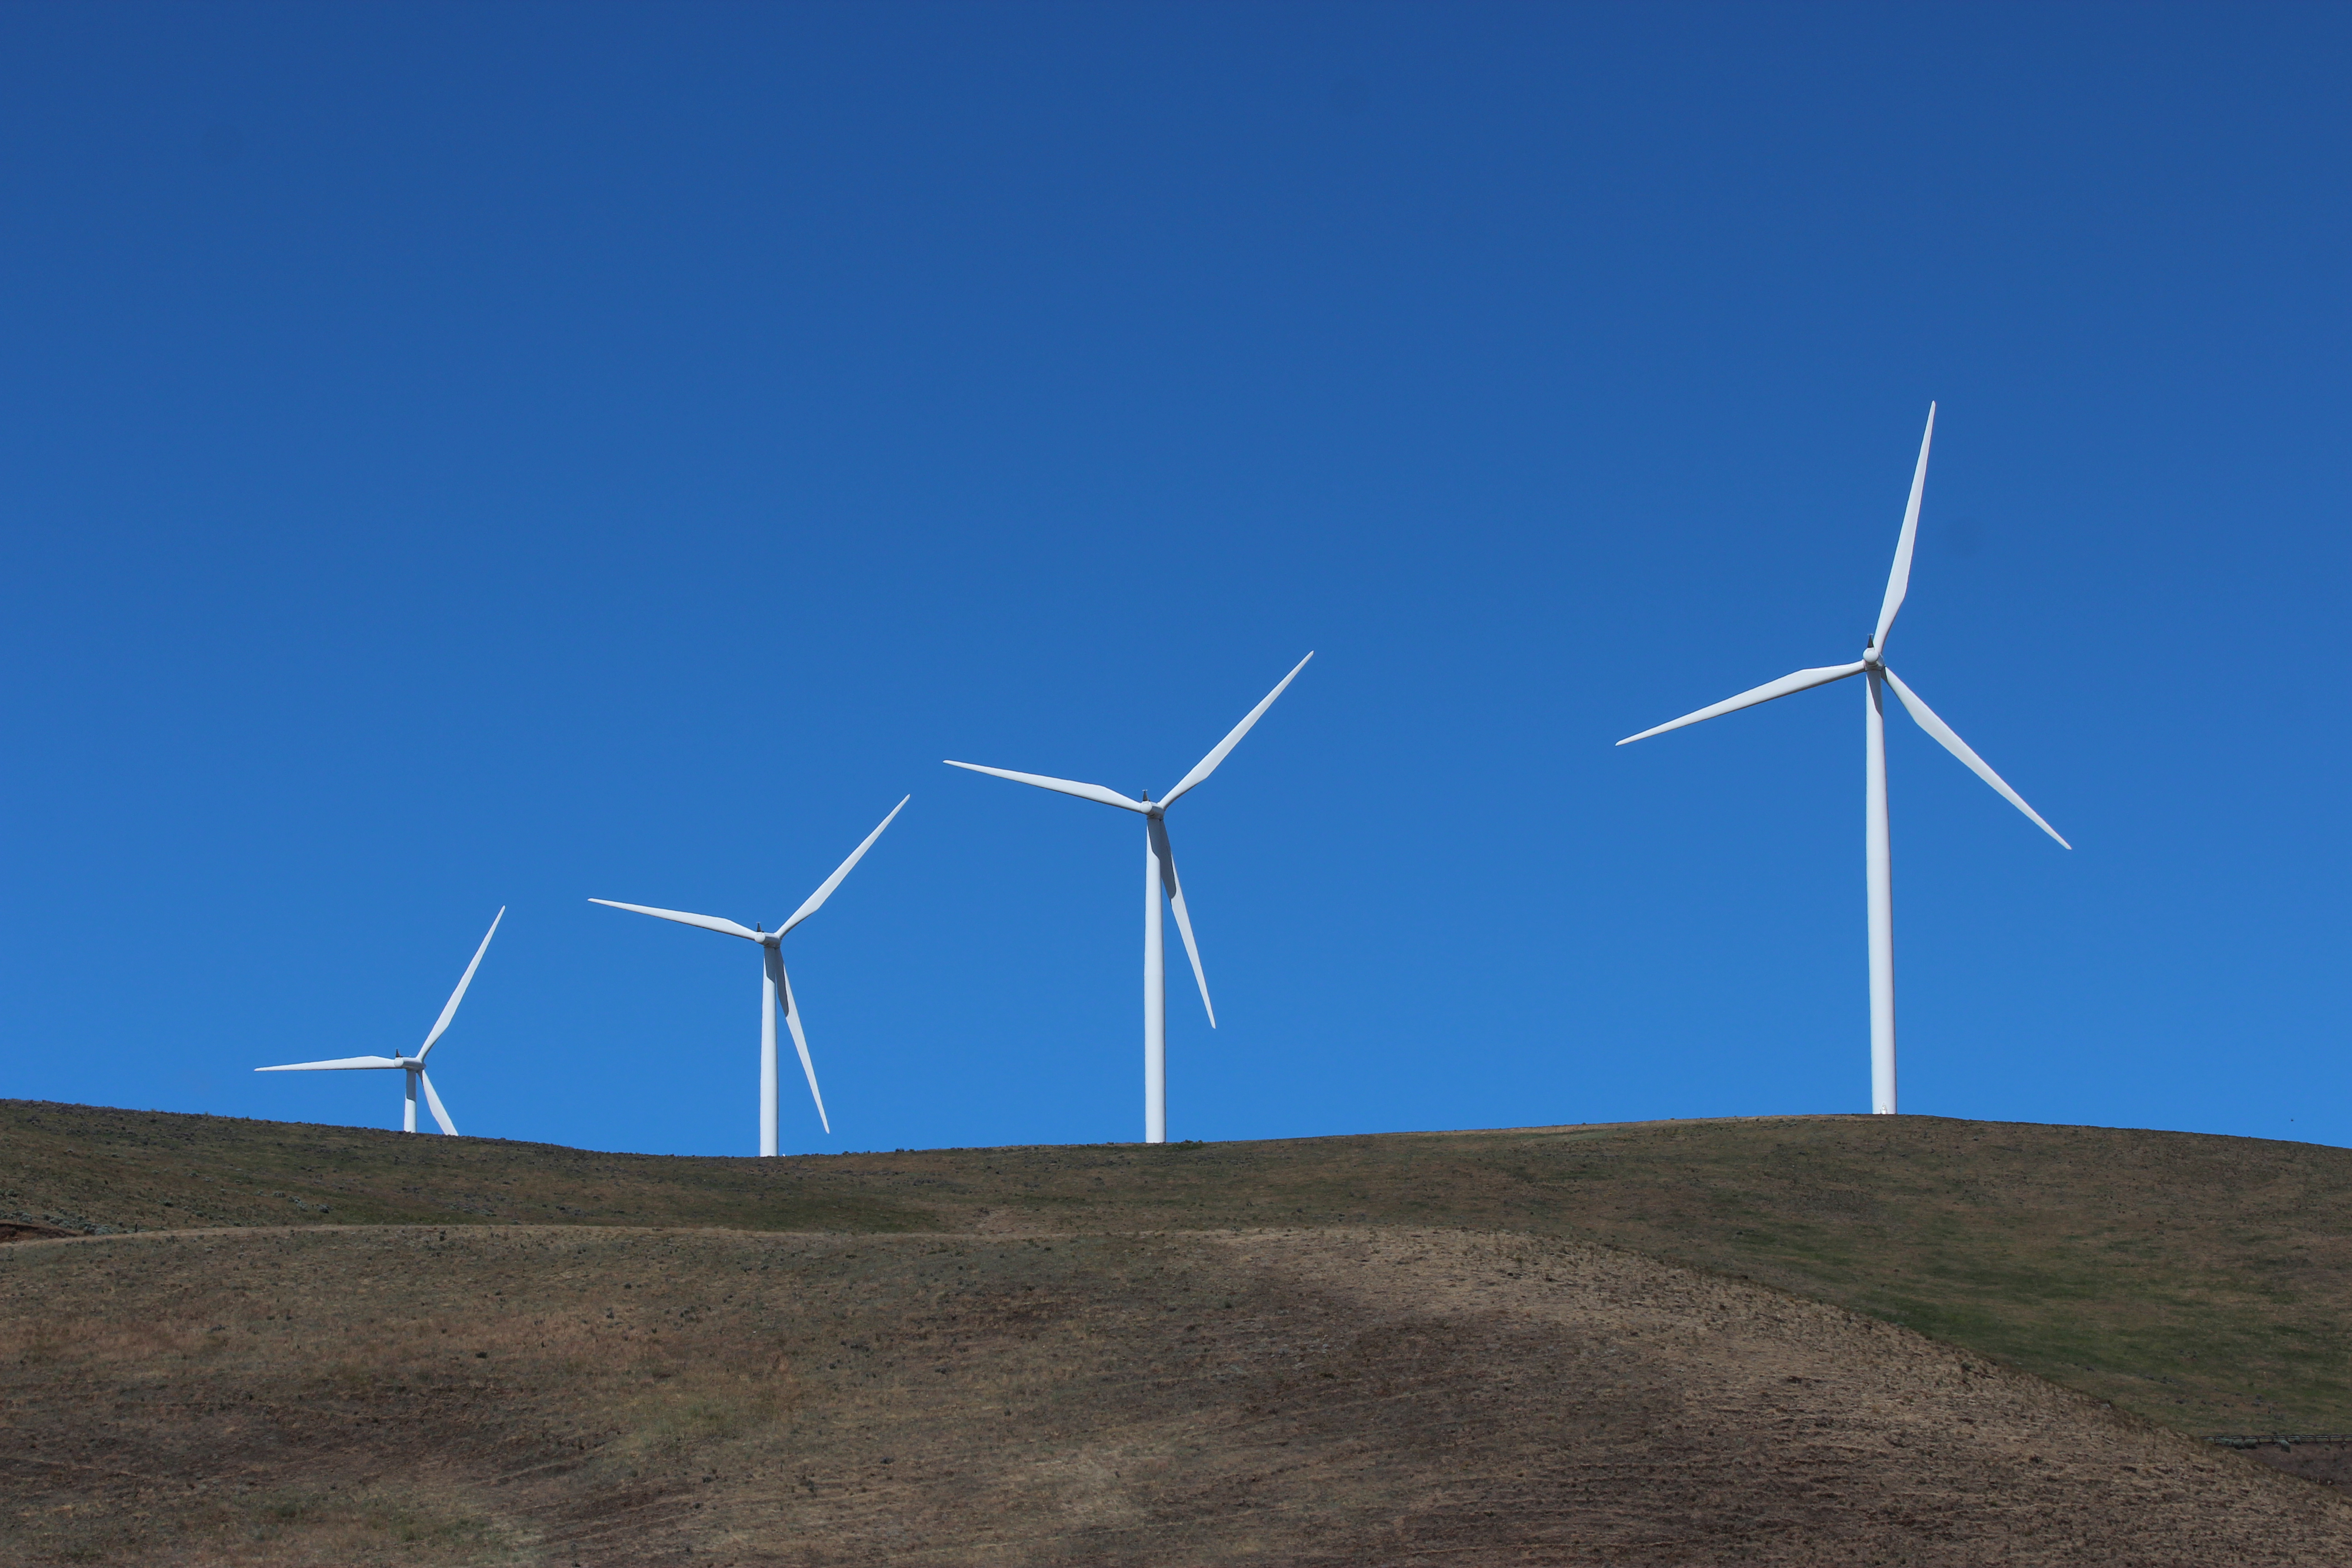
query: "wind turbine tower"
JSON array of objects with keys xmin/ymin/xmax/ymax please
[
  {"xmin": 948, "ymin": 653, "xmax": 1312, "ymax": 1143},
  {"xmin": 593, "ymin": 797, "xmax": 907, "ymax": 1156},
  {"xmin": 1617, "ymin": 407, "xmax": 2068, "ymax": 1113},
  {"xmin": 257, "ymin": 907, "xmax": 505, "ymax": 1134}
]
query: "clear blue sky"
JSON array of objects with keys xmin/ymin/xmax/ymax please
[{"xmin": 3, "ymin": 3, "xmax": 2345, "ymax": 1156}]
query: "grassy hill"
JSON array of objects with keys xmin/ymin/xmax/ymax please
[
  {"xmin": 8, "ymin": 1101, "xmax": 2352, "ymax": 1564},
  {"xmin": 7, "ymin": 1098, "xmax": 2349, "ymax": 1436}
]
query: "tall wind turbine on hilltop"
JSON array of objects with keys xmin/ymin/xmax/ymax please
[
  {"xmin": 1617, "ymin": 406, "xmax": 2069, "ymax": 1114},
  {"xmin": 947, "ymin": 653, "xmax": 1313, "ymax": 1144},
  {"xmin": 592, "ymin": 797, "xmax": 907, "ymax": 1156},
  {"xmin": 257, "ymin": 907, "xmax": 504, "ymax": 1135}
]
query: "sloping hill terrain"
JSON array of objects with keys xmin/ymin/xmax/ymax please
[
  {"xmin": 8, "ymin": 1099, "xmax": 2350, "ymax": 1435},
  {"xmin": 6, "ymin": 1101, "xmax": 2352, "ymax": 1562},
  {"xmin": 8, "ymin": 1223, "xmax": 2350, "ymax": 1566}
]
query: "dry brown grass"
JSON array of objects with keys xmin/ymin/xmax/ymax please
[
  {"xmin": 9, "ymin": 1101, "xmax": 2352, "ymax": 1438},
  {"xmin": 5, "ymin": 1223, "xmax": 2351, "ymax": 1566},
  {"xmin": 11, "ymin": 1102, "xmax": 2352, "ymax": 1561}
]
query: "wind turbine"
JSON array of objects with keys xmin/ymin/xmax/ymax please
[
  {"xmin": 946, "ymin": 652, "xmax": 1312, "ymax": 1143},
  {"xmin": 256, "ymin": 907, "xmax": 505, "ymax": 1135},
  {"xmin": 591, "ymin": 796, "xmax": 908, "ymax": 1156},
  {"xmin": 1617, "ymin": 405, "xmax": 2068, "ymax": 1114}
]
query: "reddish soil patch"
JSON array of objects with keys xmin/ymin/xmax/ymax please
[{"xmin": 2234, "ymin": 1437, "xmax": 2352, "ymax": 1490}]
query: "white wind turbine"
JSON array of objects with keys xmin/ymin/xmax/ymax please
[
  {"xmin": 1617, "ymin": 405, "xmax": 2068, "ymax": 1114},
  {"xmin": 256, "ymin": 907, "xmax": 505, "ymax": 1135},
  {"xmin": 946, "ymin": 652, "xmax": 1312, "ymax": 1143},
  {"xmin": 591, "ymin": 797, "xmax": 908, "ymax": 1156}
]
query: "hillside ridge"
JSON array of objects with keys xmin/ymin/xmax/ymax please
[
  {"xmin": 9, "ymin": 1219, "xmax": 2352, "ymax": 1565},
  {"xmin": 8, "ymin": 1097, "xmax": 2351, "ymax": 1437},
  {"xmin": 11, "ymin": 1099, "xmax": 2352, "ymax": 1563}
]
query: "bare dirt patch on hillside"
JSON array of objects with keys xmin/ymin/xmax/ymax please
[{"xmin": 5, "ymin": 1225, "xmax": 2345, "ymax": 1566}]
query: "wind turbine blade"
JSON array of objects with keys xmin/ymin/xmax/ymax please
[
  {"xmin": 777, "ymin": 797, "xmax": 910, "ymax": 937},
  {"xmin": 941, "ymin": 761, "xmax": 1146, "ymax": 813},
  {"xmin": 1881, "ymin": 666, "xmax": 2071, "ymax": 848},
  {"xmin": 1149, "ymin": 816, "xmax": 1214, "ymax": 1027},
  {"xmin": 588, "ymin": 899, "xmax": 763, "ymax": 942},
  {"xmin": 255, "ymin": 1056, "xmax": 405, "ymax": 1072},
  {"xmin": 1161, "ymin": 652, "xmax": 1315, "ymax": 808},
  {"xmin": 417, "ymin": 1069, "xmax": 459, "ymax": 1136},
  {"xmin": 1873, "ymin": 403, "xmax": 1936, "ymax": 654},
  {"xmin": 1616, "ymin": 662, "xmax": 1868, "ymax": 745},
  {"xmin": 418, "ymin": 907, "xmax": 504, "ymax": 1060},
  {"xmin": 768, "ymin": 947, "xmax": 829, "ymax": 1135}
]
